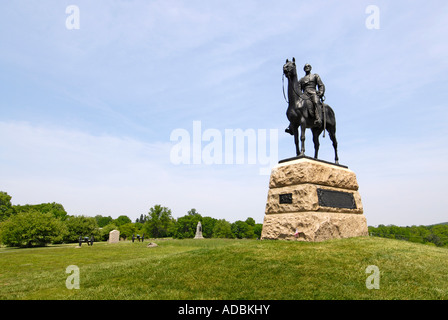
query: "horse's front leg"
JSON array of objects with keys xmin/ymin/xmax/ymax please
[{"xmin": 292, "ymin": 125, "xmax": 300, "ymax": 156}]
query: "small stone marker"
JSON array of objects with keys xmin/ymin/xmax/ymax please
[
  {"xmin": 108, "ymin": 230, "xmax": 120, "ymax": 243},
  {"xmin": 194, "ymin": 221, "xmax": 204, "ymax": 239}
]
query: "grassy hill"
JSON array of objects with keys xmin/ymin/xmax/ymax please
[{"xmin": 0, "ymin": 237, "xmax": 447, "ymax": 300}]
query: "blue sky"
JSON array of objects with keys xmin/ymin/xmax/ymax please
[{"xmin": 1, "ymin": 0, "xmax": 447, "ymax": 226}]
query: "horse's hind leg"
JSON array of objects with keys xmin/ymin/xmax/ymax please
[
  {"xmin": 300, "ymin": 122, "xmax": 306, "ymax": 156},
  {"xmin": 327, "ymin": 125, "xmax": 339, "ymax": 164},
  {"xmin": 312, "ymin": 127, "xmax": 323, "ymax": 159}
]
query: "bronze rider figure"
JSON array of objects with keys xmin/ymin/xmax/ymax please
[{"xmin": 286, "ymin": 63, "xmax": 325, "ymax": 134}]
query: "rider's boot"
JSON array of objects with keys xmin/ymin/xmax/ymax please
[{"xmin": 314, "ymin": 104, "xmax": 322, "ymax": 125}]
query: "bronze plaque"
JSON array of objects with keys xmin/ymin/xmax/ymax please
[
  {"xmin": 317, "ymin": 189, "xmax": 356, "ymax": 209},
  {"xmin": 279, "ymin": 193, "xmax": 293, "ymax": 204}
]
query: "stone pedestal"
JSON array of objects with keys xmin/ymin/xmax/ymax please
[{"xmin": 261, "ymin": 156, "xmax": 368, "ymax": 241}]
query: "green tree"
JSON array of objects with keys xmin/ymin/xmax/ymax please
[
  {"xmin": 119, "ymin": 222, "xmax": 141, "ymax": 240},
  {"xmin": 188, "ymin": 208, "xmax": 200, "ymax": 216},
  {"xmin": 113, "ymin": 215, "xmax": 132, "ymax": 227},
  {"xmin": 369, "ymin": 224, "xmax": 448, "ymax": 248},
  {"xmin": 245, "ymin": 217, "xmax": 256, "ymax": 227},
  {"xmin": 0, "ymin": 191, "xmax": 15, "ymax": 222},
  {"xmin": 213, "ymin": 219, "xmax": 234, "ymax": 238},
  {"xmin": 134, "ymin": 222, "xmax": 143, "ymax": 233},
  {"xmin": 14, "ymin": 202, "xmax": 67, "ymax": 220},
  {"xmin": 253, "ymin": 224, "xmax": 263, "ymax": 239},
  {"xmin": 231, "ymin": 220, "xmax": 255, "ymax": 239},
  {"xmin": 173, "ymin": 213, "xmax": 202, "ymax": 239},
  {"xmin": 201, "ymin": 216, "xmax": 217, "ymax": 238},
  {"xmin": 425, "ymin": 234, "xmax": 443, "ymax": 247},
  {"xmin": 430, "ymin": 224, "xmax": 448, "ymax": 247},
  {"xmin": 63, "ymin": 215, "xmax": 99, "ymax": 243},
  {"xmin": 95, "ymin": 215, "xmax": 113, "ymax": 228},
  {"xmin": 143, "ymin": 205, "xmax": 175, "ymax": 238},
  {"xmin": 135, "ymin": 214, "xmax": 147, "ymax": 224},
  {"xmin": 0, "ymin": 210, "xmax": 66, "ymax": 247}
]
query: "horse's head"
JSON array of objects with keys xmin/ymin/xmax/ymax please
[{"xmin": 283, "ymin": 57, "xmax": 297, "ymax": 79}]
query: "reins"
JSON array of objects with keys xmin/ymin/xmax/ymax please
[{"xmin": 282, "ymin": 73, "xmax": 289, "ymax": 104}]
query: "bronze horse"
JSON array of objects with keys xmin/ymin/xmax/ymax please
[{"xmin": 283, "ymin": 58, "xmax": 339, "ymax": 164}]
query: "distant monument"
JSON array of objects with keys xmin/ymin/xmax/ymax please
[
  {"xmin": 260, "ymin": 59, "xmax": 368, "ymax": 241},
  {"xmin": 194, "ymin": 221, "xmax": 204, "ymax": 239},
  {"xmin": 108, "ymin": 230, "xmax": 120, "ymax": 243}
]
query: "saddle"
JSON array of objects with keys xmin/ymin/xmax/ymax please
[{"xmin": 296, "ymin": 98, "xmax": 317, "ymax": 119}]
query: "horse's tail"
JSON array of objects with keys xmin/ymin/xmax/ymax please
[
  {"xmin": 323, "ymin": 103, "xmax": 327, "ymax": 138},
  {"xmin": 324, "ymin": 105, "xmax": 335, "ymax": 124},
  {"xmin": 323, "ymin": 104, "xmax": 335, "ymax": 137}
]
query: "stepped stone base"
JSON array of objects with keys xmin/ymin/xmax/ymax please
[
  {"xmin": 261, "ymin": 211, "xmax": 368, "ymax": 242},
  {"xmin": 261, "ymin": 156, "xmax": 368, "ymax": 242}
]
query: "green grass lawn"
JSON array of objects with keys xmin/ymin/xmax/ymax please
[{"xmin": 0, "ymin": 237, "xmax": 447, "ymax": 300}]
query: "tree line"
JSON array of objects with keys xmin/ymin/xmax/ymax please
[
  {"xmin": 368, "ymin": 224, "xmax": 448, "ymax": 247},
  {"xmin": 0, "ymin": 191, "xmax": 263, "ymax": 247}
]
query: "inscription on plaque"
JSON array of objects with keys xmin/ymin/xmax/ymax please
[
  {"xmin": 279, "ymin": 193, "xmax": 293, "ymax": 204},
  {"xmin": 317, "ymin": 189, "xmax": 356, "ymax": 209}
]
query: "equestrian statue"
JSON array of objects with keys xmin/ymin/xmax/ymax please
[{"xmin": 283, "ymin": 58, "xmax": 339, "ymax": 164}]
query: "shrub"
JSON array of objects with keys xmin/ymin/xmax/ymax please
[
  {"xmin": 62, "ymin": 215, "xmax": 100, "ymax": 243},
  {"xmin": 231, "ymin": 220, "xmax": 255, "ymax": 239},
  {"xmin": 213, "ymin": 219, "xmax": 234, "ymax": 238},
  {"xmin": 0, "ymin": 210, "xmax": 66, "ymax": 247}
]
